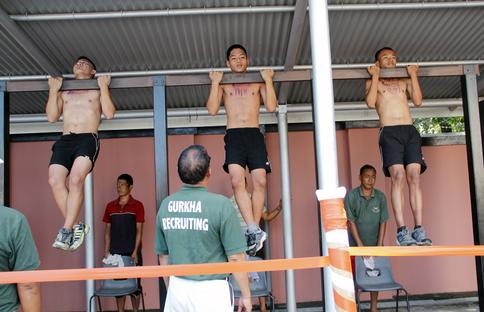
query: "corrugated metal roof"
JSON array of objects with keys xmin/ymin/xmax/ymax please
[{"xmin": 0, "ymin": 1, "xmax": 482, "ymax": 117}]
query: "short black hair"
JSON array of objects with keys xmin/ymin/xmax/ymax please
[
  {"xmin": 117, "ymin": 173, "xmax": 133, "ymax": 186},
  {"xmin": 76, "ymin": 56, "xmax": 97, "ymax": 71},
  {"xmin": 374, "ymin": 47, "xmax": 396, "ymax": 61},
  {"xmin": 226, "ymin": 44, "xmax": 247, "ymax": 60},
  {"xmin": 177, "ymin": 145, "xmax": 211, "ymax": 185},
  {"xmin": 360, "ymin": 164, "xmax": 376, "ymax": 176}
]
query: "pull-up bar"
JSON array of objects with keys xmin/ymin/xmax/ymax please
[{"xmin": 5, "ymin": 65, "xmax": 479, "ymax": 92}]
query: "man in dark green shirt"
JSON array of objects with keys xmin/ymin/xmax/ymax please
[
  {"xmin": 344, "ymin": 164, "xmax": 388, "ymax": 312},
  {"xmin": 0, "ymin": 206, "xmax": 41, "ymax": 312},
  {"xmin": 155, "ymin": 145, "xmax": 251, "ymax": 312}
]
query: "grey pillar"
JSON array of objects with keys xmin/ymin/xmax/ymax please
[
  {"xmin": 84, "ymin": 173, "xmax": 95, "ymax": 311},
  {"xmin": 153, "ymin": 75, "xmax": 169, "ymax": 310},
  {"xmin": 277, "ymin": 105, "xmax": 297, "ymax": 311},
  {"xmin": 308, "ymin": 1, "xmax": 339, "ymax": 311},
  {"xmin": 461, "ymin": 65, "xmax": 484, "ymax": 310},
  {"xmin": 0, "ymin": 81, "xmax": 8, "ymax": 205}
]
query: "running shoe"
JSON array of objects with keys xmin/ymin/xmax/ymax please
[
  {"xmin": 246, "ymin": 228, "xmax": 267, "ymax": 256},
  {"xmin": 396, "ymin": 227, "xmax": 417, "ymax": 246},
  {"xmin": 70, "ymin": 223, "xmax": 90, "ymax": 251},
  {"xmin": 52, "ymin": 228, "xmax": 73, "ymax": 251},
  {"xmin": 412, "ymin": 226, "xmax": 432, "ymax": 246}
]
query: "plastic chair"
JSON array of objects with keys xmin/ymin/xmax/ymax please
[
  {"xmin": 229, "ymin": 256, "xmax": 275, "ymax": 311},
  {"xmin": 88, "ymin": 256, "xmax": 145, "ymax": 312},
  {"xmin": 354, "ymin": 256, "xmax": 410, "ymax": 311}
]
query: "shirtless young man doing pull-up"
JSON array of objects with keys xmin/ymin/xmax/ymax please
[
  {"xmin": 365, "ymin": 47, "xmax": 432, "ymax": 247},
  {"xmin": 207, "ymin": 44, "xmax": 277, "ymax": 255},
  {"xmin": 46, "ymin": 56, "xmax": 116, "ymax": 251}
]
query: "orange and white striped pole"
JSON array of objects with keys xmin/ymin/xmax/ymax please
[{"xmin": 316, "ymin": 187, "xmax": 356, "ymax": 312}]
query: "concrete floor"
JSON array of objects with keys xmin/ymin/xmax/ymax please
[{"xmin": 267, "ymin": 296, "xmax": 479, "ymax": 311}]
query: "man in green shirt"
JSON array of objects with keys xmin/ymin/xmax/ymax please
[
  {"xmin": 155, "ymin": 144, "xmax": 251, "ymax": 312},
  {"xmin": 344, "ymin": 164, "xmax": 389, "ymax": 312},
  {"xmin": 0, "ymin": 206, "xmax": 41, "ymax": 312}
]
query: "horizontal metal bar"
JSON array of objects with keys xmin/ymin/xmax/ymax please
[
  {"xmin": 2, "ymin": 61, "xmax": 483, "ymax": 81},
  {"xmin": 166, "ymin": 70, "xmax": 311, "ymax": 86},
  {"xmin": 6, "ymin": 65, "xmax": 478, "ymax": 92},
  {"xmin": 10, "ymin": 2, "xmax": 484, "ymax": 22},
  {"xmin": 10, "ymin": 98, "xmax": 472, "ymax": 124},
  {"xmin": 331, "ymin": 60, "xmax": 484, "ymax": 69},
  {"xmin": 9, "ymin": 106, "xmax": 465, "ymax": 134},
  {"xmin": 7, "ymin": 76, "xmax": 154, "ymax": 92},
  {"xmin": 332, "ymin": 65, "xmax": 479, "ymax": 80},
  {"xmin": 330, "ymin": 1, "xmax": 484, "ymax": 11},
  {"xmin": 10, "ymin": 6, "xmax": 295, "ymax": 21}
]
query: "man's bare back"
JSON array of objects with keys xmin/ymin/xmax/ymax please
[
  {"xmin": 222, "ymin": 83, "xmax": 264, "ymax": 129},
  {"xmin": 61, "ymin": 90, "xmax": 102, "ymax": 134}
]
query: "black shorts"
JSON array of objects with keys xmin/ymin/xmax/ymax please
[
  {"xmin": 49, "ymin": 133, "xmax": 100, "ymax": 172},
  {"xmin": 379, "ymin": 125, "xmax": 427, "ymax": 177},
  {"xmin": 223, "ymin": 128, "xmax": 272, "ymax": 173}
]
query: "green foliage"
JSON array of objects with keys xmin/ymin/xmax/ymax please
[{"xmin": 413, "ymin": 117, "xmax": 465, "ymax": 134}]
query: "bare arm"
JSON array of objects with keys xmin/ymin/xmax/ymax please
[
  {"xmin": 365, "ymin": 65, "xmax": 380, "ymax": 109},
  {"xmin": 406, "ymin": 65, "xmax": 423, "ymax": 107},
  {"xmin": 377, "ymin": 222, "xmax": 387, "ymax": 246},
  {"xmin": 17, "ymin": 282, "xmax": 40, "ymax": 312},
  {"xmin": 104, "ymin": 223, "xmax": 111, "ymax": 258},
  {"xmin": 348, "ymin": 221, "xmax": 365, "ymax": 246},
  {"xmin": 45, "ymin": 77, "xmax": 64, "ymax": 122},
  {"xmin": 260, "ymin": 69, "xmax": 278, "ymax": 112},
  {"xmin": 262, "ymin": 199, "xmax": 282, "ymax": 222},
  {"xmin": 228, "ymin": 252, "xmax": 252, "ymax": 312},
  {"xmin": 131, "ymin": 222, "xmax": 143, "ymax": 263},
  {"xmin": 97, "ymin": 75, "xmax": 116, "ymax": 119},
  {"xmin": 158, "ymin": 255, "xmax": 170, "ymax": 287},
  {"xmin": 207, "ymin": 71, "xmax": 224, "ymax": 115}
]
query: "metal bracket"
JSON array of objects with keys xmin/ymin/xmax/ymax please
[
  {"xmin": 153, "ymin": 75, "xmax": 166, "ymax": 87},
  {"xmin": 278, "ymin": 104, "xmax": 288, "ymax": 114},
  {"xmin": 463, "ymin": 64, "xmax": 479, "ymax": 76}
]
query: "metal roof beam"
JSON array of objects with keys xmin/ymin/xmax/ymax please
[
  {"xmin": 330, "ymin": 1, "xmax": 484, "ymax": 11},
  {"xmin": 10, "ymin": 98, "xmax": 471, "ymax": 123},
  {"xmin": 9, "ymin": 2, "xmax": 484, "ymax": 22},
  {"xmin": 0, "ymin": 7, "xmax": 60, "ymax": 76},
  {"xmin": 6, "ymin": 65, "xmax": 479, "ymax": 92},
  {"xmin": 10, "ymin": 6, "xmax": 295, "ymax": 21},
  {"xmin": 9, "ymin": 99, "xmax": 470, "ymax": 134},
  {"xmin": 279, "ymin": 0, "xmax": 308, "ymax": 104},
  {"xmin": 2, "ymin": 60, "xmax": 482, "ymax": 81}
]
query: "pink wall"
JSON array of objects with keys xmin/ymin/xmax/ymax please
[{"xmin": 9, "ymin": 128, "xmax": 477, "ymax": 310}]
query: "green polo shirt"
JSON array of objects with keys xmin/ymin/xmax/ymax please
[
  {"xmin": 344, "ymin": 187, "xmax": 389, "ymax": 246},
  {"xmin": 155, "ymin": 185, "xmax": 246, "ymax": 281},
  {"xmin": 0, "ymin": 206, "xmax": 40, "ymax": 312}
]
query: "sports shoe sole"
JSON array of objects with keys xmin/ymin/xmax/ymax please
[
  {"xmin": 255, "ymin": 231, "xmax": 267, "ymax": 253},
  {"xmin": 52, "ymin": 241, "xmax": 71, "ymax": 251},
  {"xmin": 70, "ymin": 224, "xmax": 90, "ymax": 251},
  {"xmin": 396, "ymin": 239, "xmax": 417, "ymax": 246},
  {"xmin": 416, "ymin": 240, "xmax": 432, "ymax": 246},
  {"xmin": 246, "ymin": 244, "xmax": 258, "ymax": 256}
]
